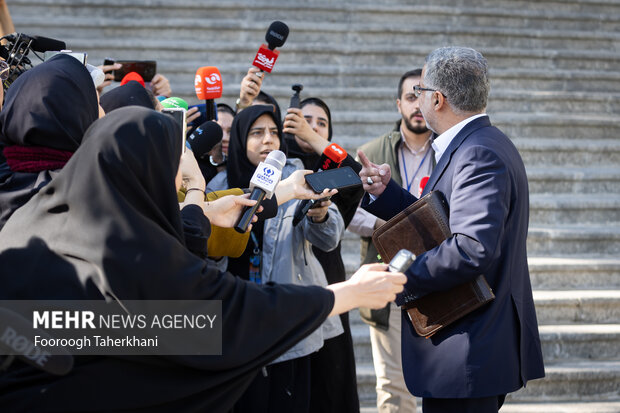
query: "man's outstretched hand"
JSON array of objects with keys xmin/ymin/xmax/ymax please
[{"xmin": 358, "ymin": 149, "xmax": 391, "ymax": 198}]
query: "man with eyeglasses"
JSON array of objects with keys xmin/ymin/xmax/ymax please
[
  {"xmin": 357, "ymin": 47, "xmax": 544, "ymax": 413},
  {"xmin": 348, "ymin": 68, "xmax": 433, "ymax": 413}
]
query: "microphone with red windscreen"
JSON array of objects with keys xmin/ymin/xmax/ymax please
[
  {"xmin": 120, "ymin": 72, "xmax": 145, "ymax": 87},
  {"xmin": 292, "ymin": 143, "xmax": 348, "ymax": 226},
  {"xmin": 252, "ymin": 21, "xmax": 289, "ymax": 74},
  {"xmin": 194, "ymin": 66, "xmax": 223, "ymax": 121}
]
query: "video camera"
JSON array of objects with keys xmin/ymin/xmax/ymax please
[{"xmin": 0, "ymin": 32, "xmax": 66, "ymax": 89}]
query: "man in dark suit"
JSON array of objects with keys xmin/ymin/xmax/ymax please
[{"xmin": 357, "ymin": 46, "xmax": 545, "ymax": 413}]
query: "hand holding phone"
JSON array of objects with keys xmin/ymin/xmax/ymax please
[
  {"xmin": 103, "ymin": 58, "xmax": 157, "ymax": 82},
  {"xmin": 304, "ymin": 166, "xmax": 362, "ymax": 193},
  {"xmin": 162, "ymin": 108, "xmax": 187, "ymax": 153}
]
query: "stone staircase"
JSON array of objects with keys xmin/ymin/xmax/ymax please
[{"xmin": 7, "ymin": 0, "xmax": 620, "ymax": 411}]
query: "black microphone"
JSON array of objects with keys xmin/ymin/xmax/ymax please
[
  {"xmin": 252, "ymin": 21, "xmax": 289, "ymax": 73},
  {"xmin": 0, "ymin": 308, "xmax": 74, "ymax": 376},
  {"xmin": 292, "ymin": 143, "xmax": 348, "ymax": 226},
  {"xmin": 187, "ymin": 121, "xmax": 223, "ymax": 159},
  {"xmin": 234, "ymin": 150, "xmax": 286, "ymax": 233},
  {"xmin": 282, "ymin": 83, "xmax": 303, "ymax": 142},
  {"xmin": 28, "ymin": 35, "xmax": 66, "ymax": 52},
  {"xmin": 265, "ymin": 21, "xmax": 289, "ymax": 50}
]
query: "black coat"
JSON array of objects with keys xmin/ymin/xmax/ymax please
[{"xmin": 0, "ymin": 107, "xmax": 334, "ymax": 412}]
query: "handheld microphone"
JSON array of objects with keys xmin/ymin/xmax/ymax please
[
  {"xmin": 0, "ymin": 308, "xmax": 74, "ymax": 376},
  {"xmin": 282, "ymin": 83, "xmax": 303, "ymax": 142},
  {"xmin": 161, "ymin": 97, "xmax": 189, "ymax": 110},
  {"xmin": 29, "ymin": 35, "xmax": 66, "ymax": 52},
  {"xmin": 234, "ymin": 150, "xmax": 286, "ymax": 233},
  {"xmin": 187, "ymin": 121, "xmax": 223, "ymax": 159},
  {"xmin": 252, "ymin": 21, "xmax": 289, "ymax": 73},
  {"xmin": 195, "ymin": 66, "xmax": 223, "ymax": 121},
  {"xmin": 292, "ymin": 143, "xmax": 347, "ymax": 226},
  {"xmin": 120, "ymin": 71, "xmax": 145, "ymax": 87}
]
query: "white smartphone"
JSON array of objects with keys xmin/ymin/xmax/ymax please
[{"xmin": 162, "ymin": 108, "xmax": 187, "ymax": 152}]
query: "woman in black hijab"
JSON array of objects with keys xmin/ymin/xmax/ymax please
[
  {"xmin": 0, "ymin": 106, "xmax": 404, "ymax": 412},
  {"xmin": 284, "ymin": 97, "xmax": 365, "ymax": 413},
  {"xmin": 99, "ymin": 80, "xmax": 158, "ymax": 113},
  {"xmin": 0, "ymin": 53, "xmax": 100, "ymax": 229}
]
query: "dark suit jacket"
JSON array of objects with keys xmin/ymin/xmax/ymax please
[{"xmin": 363, "ymin": 116, "xmax": 545, "ymax": 398}]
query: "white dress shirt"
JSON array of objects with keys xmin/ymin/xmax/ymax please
[{"xmin": 431, "ymin": 114, "xmax": 487, "ymax": 164}]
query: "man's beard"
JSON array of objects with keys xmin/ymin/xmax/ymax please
[{"xmin": 402, "ymin": 114, "xmax": 429, "ymax": 135}]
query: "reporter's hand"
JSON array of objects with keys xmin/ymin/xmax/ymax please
[
  {"xmin": 203, "ymin": 194, "xmax": 264, "ymax": 229},
  {"xmin": 186, "ymin": 106, "xmax": 201, "ymax": 126},
  {"xmin": 275, "ymin": 169, "xmax": 338, "ymax": 205},
  {"xmin": 327, "ymin": 263, "xmax": 406, "ymax": 316},
  {"xmin": 150, "ymin": 73, "xmax": 172, "ymax": 97},
  {"xmin": 306, "ymin": 199, "xmax": 331, "ymax": 223},
  {"xmin": 238, "ymin": 67, "xmax": 263, "ymax": 108},
  {"xmin": 282, "ymin": 108, "xmax": 329, "ymax": 153},
  {"xmin": 358, "ymin": 149, "xmax": 391, "ymax": 198},
  {"xmin": 96, "ymin": 63, "xmax": 122, "ymax": 94},
  {"xmin": 180, "ymin": 149, "xmax": 205, "ymax": 190}
]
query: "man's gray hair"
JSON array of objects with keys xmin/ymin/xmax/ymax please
[{"xmin": 424, "ymin": 47, "xmax": 490, "ymax": 114}]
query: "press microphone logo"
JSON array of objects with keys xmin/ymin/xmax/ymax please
[
  {"xmin": 194, "ymin": 74, "xmax": 201, "ymax": 87},
  {"xmin": 269, "ymin": 30, "xmax": 284, "ymax": 41},
  {"xmin": 205, "ymin": 73, "xmax": 221, "ymax": 85},
  {"xmin": 253, "ymin": 45, "xmax": 279, "ymax": 73},
  {"xmin": 263, "ymin": 167, "xmax": 274, "ymax": 177}
]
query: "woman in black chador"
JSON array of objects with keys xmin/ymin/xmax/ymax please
[
  {"xmin": 0, "ymin": 54, "xmax": 100, "ymax": 230},
  {"xmin": 0, "ymin": 107, "xmax": 404, "ymax": 412}
]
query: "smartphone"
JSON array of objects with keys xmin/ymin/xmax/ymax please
[
  {"xmin": 388, "ymin": 249, "xmax": 416, "ymax": 273},
  {"xmin": 304, "ymin": 166, "xmax": 362, "ymax": 193},
  {"xmin": 103, "ymin": 58, "xmax": 157, "ymax": 82},
  {"xmin": 44, "ymin": 50, "xmax": 87, "ymax": 65},
  {"xmin": 162, "ymin": 108, "xmax": 187, "ymax": 153}
]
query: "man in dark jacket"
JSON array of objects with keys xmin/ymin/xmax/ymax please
[{"xmin": 358, "ymin": 46, "xmax": 545, "ymax": 413}]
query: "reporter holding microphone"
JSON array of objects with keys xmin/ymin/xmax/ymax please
[{"xmin": 207, "ymin": 104, "xmax": 346, "ymax": 412}]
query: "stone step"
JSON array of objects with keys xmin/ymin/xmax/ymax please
[
  {"xmin": 13, "ymin": 14, "xmax": 620, "ymax": 52},
  {"xmin": 526, "ymin": 167, "xmax": 620, "ymax": 194},
  {"xmin": 94, "ymin": 63, "xmax": 620, "ymax": 96},
  {"xmin": 57, "ymin": 36, "xmax": 620, "ymax": 73},
  {"xmin": 351, "ymin": 323, "xmax": 620, "ymax": 366},
  {"xmin": 514, "ymin": 138, "xmax": 620, "ymax": 168},
  {"xmin": 533, "ymin": 290, "xmax": 620, "ymax": 325},
  {"xmin": 529, "ymin": 193, "xmax": 620, "ymax": 224},
  {"xmin": 360, "ymin": 399, "xmax": 620, "ymax": 412},
  {"xmin": 528, "ymin": 256, "xmax": 620, "ymax": 290},
  {"xmin": 499, "ymin": 401, "xmax": 620, "ymax": 413},
  {"xmin": 527, "ymin": 224, "xmax": 620, "ymax": 256},
  {"xmin": 356, "ymin": 360, "xmax": 620, "ymax": 404},
  {"xmin": 9, "ymin": 0, "xmax": 620, "ymax": 31}
]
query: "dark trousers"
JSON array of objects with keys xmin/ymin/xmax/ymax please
[
  {"xmin": 233, "ymin": 356, "xmax": 311, "ymax": 413},
  {"xmin": 422, "ymin": 394, "xmax": 506, "ymax": 413}
]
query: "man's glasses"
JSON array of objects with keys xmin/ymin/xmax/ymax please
[
  {"xmin": 0, "ymin": 61, "xmax": 9, "ymax": 81},
  {"xmin": 413, "ymin": 84, "xmax": 438, "ymax": 98}
]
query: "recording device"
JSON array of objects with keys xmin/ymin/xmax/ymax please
[
  {"xmin": 292, "ymin": 143, "xmax": 348, "ymax": 226},
  {"xmin": 194, "ymin": 66, "xmax": 223, "ymax": 121},
  {"xmin": 388, "ymin": 249, "xmax": 416, "ymax": 273},
  {"xmin": 0, "ymin": 33, "xmax": 66, "ymax": 89},
  {"xmin": 304, "ymin": 166, "xmax": 362, "ymax": 193},
  {"xmin": 0, "ymin": 308, "xmax": 74, "ymax": 376},
  {"xmin": 103, "ymin": 58, "xmax": 157, "ymax": 82},
  {"xmin": 162, "ymin": 107, "xmax": 187, "ymax": 152},
  {"xmin": 234, "ymin": 150, "xmax": 286, "ymax": 233},
  {"xmin": 161, "ymin": 97, "xmax": 189, "ymax": 110},
  {"xmin": 281, "ymin": 83, "xmax": 303, "ymax": 142},
  {"xmin": 252, "ymin": 21, "xmax": 289, "ymax": 73},
  {"xmin": 187, "ymin": 121, "xmax": 223, "ymax": 159}
]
